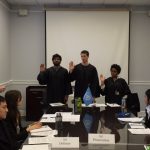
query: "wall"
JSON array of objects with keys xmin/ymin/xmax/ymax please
[
  {"xmin": 129, "ymin": 11, "xmax": 150, "ymax": 111},
  {"xmin": 9, "ymin": 11, "xmax": 45, "ymax": 114},
  {"xmin": 0, "ymin": 2, "xmax": 10, "ymax": 84}
]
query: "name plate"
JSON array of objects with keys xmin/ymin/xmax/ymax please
[
  {"xmin": 88, "ymin": 134, "xmax": 115, "ymax": 144},
  {"xmin": 52, "ymin": 137, "xmax": 79, "ymax": 148}
]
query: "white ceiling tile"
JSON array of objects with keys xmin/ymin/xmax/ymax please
[
  {"xmin": 127, "ymin": 0, "xmax": 150, "ymax": 5},
  {"xmin": 81, "ymin": 0, "xmax": 104, "ymax": 4},
  {"xmin": 6, "ymin": 0, "xmax": 37, "ymax": 5},
  {"xmin": 37, "ymin": 0, "xmax": 59, "ymax": 5},
  {"xmin": 104, "ymin": 0, "xmax": 127, "ymax": 5},
  {"xmin": 5, "ymin": 0, "xmax": 150, "ymax": 6},
  {"xmin": 59, "ymin": 0, "xmax": 81, "ymax": 4}
]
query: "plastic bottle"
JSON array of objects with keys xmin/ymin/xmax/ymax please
[
  {"xmin": 77, "ymin": 97, "xmax": 82, "ymax": 113},
  {"xmin": 74, "ymin": 97, "xmax": 82, "ymax": 113},
  {"xmin": 55, "ymin": 112, "xmax": 63, "ymax": 131}
]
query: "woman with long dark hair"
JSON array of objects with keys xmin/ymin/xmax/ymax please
[{"xmin": 5, "ymin": 90, "xmax": 42, "ymax": 148}]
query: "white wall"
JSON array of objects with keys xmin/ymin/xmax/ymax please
[
  {"xmin": 9, "ymin": 11, "xmax": 45, "ymax": 113},
  {"xmin": 0, "ymin": 3, "xmax": 10, "ymax": 84},
  {"xmin": 1, "ymin": 6, "xmax": 150, "ymax": 113},
  {"xmin": 10, "ymin": 11, "xmax": 45, "ymax": 80},
  {"xmin": 129, "ymin": 12, "xmax": 150, "ymax": 111}
]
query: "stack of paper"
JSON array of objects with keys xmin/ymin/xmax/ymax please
[
  {"xmin": 62, "ymin": 114, "xmax": 80, "ymax": 122},
  {"xmin": 22, "ymin": 144, "xmax": 51, "ymax": 150},
  {"xmin": 82, "ymin": 103, "xmax": 106, "ymax": 107},
  {"xmin": 129, "ymin": 123, "xmax": 145, "ymax": 129},
  {"xmin": 106, "ymin": 103, "xmax": 121, "ymax": 107},
  {"xmin": 40, "ymin": 114, "xmax": 56, "ymax": 123},
  {"xmin": 49, "ymin": 103, "xmax": 65, "ymax": 107},
  {"xmin": 28, "ymin": 136, "xmax": 52, "ymax": 144},
  {"xmin": 128, "ymin": 128, "xmax": 150, "ymax": 134},
  {"xmin": 40, "ymin": 113, "xmax": 80, "ymax": 123},
  {"xmin": 118, "ymin": 117, "xmax": 144, "ymax": 122},
  {"xmin": 30, "ymin": 125, "xmax": 57, "ymax": 136}
]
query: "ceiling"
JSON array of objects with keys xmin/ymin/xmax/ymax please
[{"xmin": 3, "ymin": 0, "xmax": 150, "ymax": 10}]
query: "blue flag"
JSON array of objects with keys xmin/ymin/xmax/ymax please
[{"xmin": 83, "ymin": 87, "xmax": 93, "ymax": 106}]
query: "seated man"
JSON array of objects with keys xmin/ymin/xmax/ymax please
[{"xmin": 0, "ymin": 95, "xmax": 17, "ymax": 150}]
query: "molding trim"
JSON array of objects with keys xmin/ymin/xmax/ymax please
[
  {"xmin": 1, "ymin": 80, "xmax": 150, "ymax": 86},
  {"xmin": 11, "ymin": 80, "xmax": 39, "ymax": 85},
  {"xmin": 0, "ymin": 80, "xmax": 12, "ymax": 86},
  {"xmin": 129, "ymin": 81, "xmax": 150, "ymax": 86}
]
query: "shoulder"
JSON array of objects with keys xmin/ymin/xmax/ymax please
[
  {"xmin": 118, "ymin": 78, "xmax": 127, "ymax": 83},
  {"xmin": 106, "ymin": 77, "xmax": 112, "ymax": 81},
  {"xmin": 60, "ymin": 67, "xmax": 68, "ymax": 72}
]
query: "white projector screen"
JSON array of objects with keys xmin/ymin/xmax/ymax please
[{"xmin": 46, "ymin": 10, "xmax": 129, "ymax": 82}]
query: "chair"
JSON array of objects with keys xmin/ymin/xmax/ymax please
[{"xmin": 126, "ymin": 93, "xmax": 140, "ymax": 116}]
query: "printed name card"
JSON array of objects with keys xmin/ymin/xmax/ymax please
[
  {"xmin": 52, "ymin": 137, "xmax": 79, "ymax": 148},
  {"xmin": 88, "ymin": 134, "xmax": 115, "ymax": 144}
]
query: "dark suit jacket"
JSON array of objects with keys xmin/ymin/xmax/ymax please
[{"xmin": 0, "ymin": 120, "xmax": 17, "ymax": 150}]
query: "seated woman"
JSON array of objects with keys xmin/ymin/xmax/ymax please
[
  {"xmin": 100, "ymin": 64, "xmax": 131, "ymax": 105},
  {"xmin": 144, "ymin": 89, "xmax": 150, "ymax": 128},
  {"xmin": 5, "ymin": 90, "xmax": 42, "ymax": 148}
]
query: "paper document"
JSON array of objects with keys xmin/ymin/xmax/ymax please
[
  {"xmin": 22, "ymin": 144, "xmax": 51, "ymax": 150},
  {"xmin": 106, "ymin": 103, "xmax": 121, "ymax": 107},
  {"xmin": 128, "ymin": 128, "xmax": 150, "ymax": 134},
  {"xmin": 30, "ymin": 125, "xmax": 52, "ymax": 133},
  {"xmin": 118, "ymin": 117, "xmax": 144, "ymax": 122},
  {"xmin": 49, "ymin": 103, "xmax": 65, "ymax": 107},
  {"xmin": 31, "ymin": 129, "xmax": 57, "ymax": 137},
  {"xmin": 28, "ymin": 136, "xmax": 53, "ymax": 144},
  {"xmin": 62, "ymin": 115, "xmax": 80, "ymax": 122},
  {"xmin": 129, "ymin": 123, "xmax": 145, "ymax": 129},
  {"xmin": 82, "ymin": 103, "xmax": 106, "ymax": 107},
  {"xmin": 55, "ymin": 112, "xmax": 72, "ymax": 116},
  {"xmin": 40, "ymin": 113, "xmax": 80, "ymax": 122}
]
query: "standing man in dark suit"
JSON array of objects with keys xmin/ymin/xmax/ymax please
[
  {"xmin": 37, "ymin": 54, "xmax": 72, "ymax": 104},
  {"xmin": 0, "ymin": 95, "xmax": 17, "ymax": 150},
  {"xmin": 69, "ymin": 50, "xmax": 100, "ymax": 101}
]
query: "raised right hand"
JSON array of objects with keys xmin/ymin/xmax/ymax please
[
  {"xmin": 40, "ymin": 64, "xmax": 45, "ymax": 72},
  {"xmin": 69, "ymin": 61, "xmax": 75, "ymax": 72},
  {"xmin": 100, "ymin": 74, "xmax": 105, "ymax": 85}
]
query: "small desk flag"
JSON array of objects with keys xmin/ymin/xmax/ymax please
[{"xmin": 83, "ymin": 87, "xmax": 93, "ymax": 106}]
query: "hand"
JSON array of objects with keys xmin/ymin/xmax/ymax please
[
  {"xmin": 100, "ymin": 74, "xmax": 105, "ymax": 85},
  {"xmin": 0, "ymin": 85, "xmax": 6, "ymax": 93},
  {"xmin": 40, "ymin": 64, "xmax": 45, "ymax": 72},
  {"xmin": 69, "ymin": 61, "xmax": 75, "ymax": 73},
  {"xmin": 27, "ymin": 122, "xmax": 42, "ymax": 132}
]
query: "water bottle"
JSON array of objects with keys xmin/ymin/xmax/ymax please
[
  {"xmin": 121, "ymin": 98, "xmax": 126, "ymax": 109},
  {"xmin": 74, "ymin": 97, "xmax": 82, "ymax": 114},
  {"xmin": 77, "ymin": 97, "xmax": 82, "ymax": 109},
  {"xmin": 55, "ymin": 112, "xmax": 63, "ymax": 131}
]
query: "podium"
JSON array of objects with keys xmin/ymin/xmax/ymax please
[{"xmin": 26, "ymin": 86, "xmax": 47, "ymax": 121}]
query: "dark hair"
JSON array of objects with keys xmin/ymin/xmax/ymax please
[
  {"xmin": 5, "ymin": 90, "xmax": 22, "ymax": 126},
  {"xmin": 0, "ymin": 95, "xmax": 5, "ymax": 104},
  {"xmin": 110, "ymin": 64, "xmax": 121, "ymax": 74},
  {"xmin": 81, "ymin": 50, "xmax": 89, "ymax": 57},
  {"xmin": 145, "ymin": 89, "xmax": 150, "ymax": 101},
  {"xmin": 52, "ymin": 54, "xmax": 62, "ymax": 61}
]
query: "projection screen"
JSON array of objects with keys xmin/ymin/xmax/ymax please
[{"xmin": 46, "ymin": 10, "xmax": 129, "ymax": 82}]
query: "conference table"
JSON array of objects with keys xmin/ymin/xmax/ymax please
[{"xmin": 23, "ymin": 104, "xmax": 148, "ymax": 150}]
